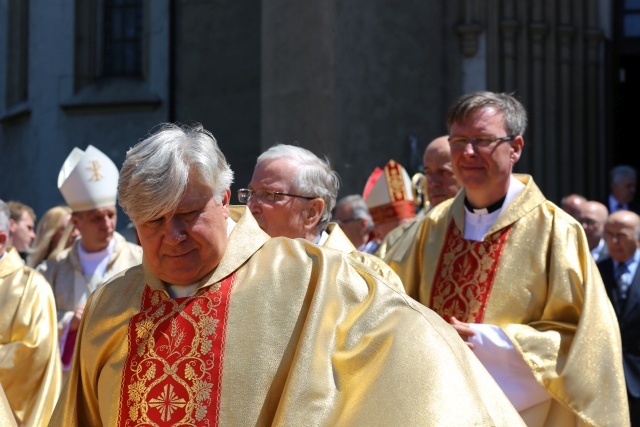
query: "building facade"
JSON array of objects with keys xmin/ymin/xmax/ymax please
[{"xmin": 1, "ymin": 0, "xmax": 637, "ymax": 221}]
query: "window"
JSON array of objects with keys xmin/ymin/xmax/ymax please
[
  {"xmin": 74, "ymin": 0, "xmax": 144, "ymax": 92},
  {"xmin": 102, "ymin": 0, "xmax": 143, "ymax": 77},
  {"xmin": 6, "ymin": 0, "xmax": 29, "ymax": 106}
]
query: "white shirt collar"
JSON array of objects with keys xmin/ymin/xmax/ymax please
[{"xmin": 463, "ymin": 175, "xmax": 525, "ymax": 241}]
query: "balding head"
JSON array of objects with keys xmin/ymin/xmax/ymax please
[
  {"xmin": 422, "ymin": 136, "xmax": 461, "ymax": 207},
  {"xmin": 604, "ymin": 210, "xmax": 640, "ymax": 262},
  {"xmin": 578, "ymin": 201, "xmax": 609, "ymax": 250},
  {"xmin": 561, "ymin": 194, "xmax": 587, "ymax": 219}
]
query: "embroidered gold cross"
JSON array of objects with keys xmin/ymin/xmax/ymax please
[
  {"xmin": 149, "ymin": 384, "xmax": 186, "ymax": 422},
  {"xmin": 87, "ymin": 160, "xmax": 103, "ymax": 181}
]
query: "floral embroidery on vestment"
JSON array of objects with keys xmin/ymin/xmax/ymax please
[{"xmin": 117, "ymin": 274, "xmax": 235, "ymax": 426}]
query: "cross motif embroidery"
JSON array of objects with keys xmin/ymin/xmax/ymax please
[
  {"xmin": 148, "ymin": 384, "xmax": 187, "ymax": 422},
  {"xmin": 117, "ymin": 274, "xmax": 235, "ymax": 426},
  {"xmin": 87, "ymin": 160, "xmax": 104, "ymax": 181}
]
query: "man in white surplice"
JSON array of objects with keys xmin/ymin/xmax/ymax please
[{"xmin": 40, "ymin": 145, "xmax": 142, "ymax": 373}]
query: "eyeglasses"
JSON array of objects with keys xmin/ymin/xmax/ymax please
[
  {"xmin": 448, "ymin": 135, "xmax": 516, "ymax": 150},
  {"xmin": 237, "ymin": 188, "xmax": 315, "ymax": 204},
  {"xmin": 334, "ymin": 217, "xmax": 359, "ymax": 225}
]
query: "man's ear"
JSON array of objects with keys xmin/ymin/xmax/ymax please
[
  {"xmin": 8, "ymin": 218, "xmax": 16, "ymax": 235},
  {"xmin": 510, "ymin": 135, "xmax": 524, "ymax": 163},
  {"xmin": 71, "ymin": 213, "xmax": 81, "ymax": 227},
  {"xmin": 221, "ymin": 189, "xmax": 231, "ymax": 218},
  {"xmin": 304, "ymin": 198, "xmax": 325, "ymax": 229}
]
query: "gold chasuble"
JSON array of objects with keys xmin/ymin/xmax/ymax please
[
  {"xmin": 0, "ymin": 384, "xmax": 17, "ymax": 427},
  {"xmin": 0, "ymin": 248, "xmax": 62, "ymax": 427},
  {"xmin": 52, "ymin": 206, "xmax": 524, "ymax": 426},
  {"xmin": 323, "ymin": 222, "xmax": 405, "ymax": 293},
  {"xmin": 380, "ymin": 175, "xmax": 629, "ymax": 427}
]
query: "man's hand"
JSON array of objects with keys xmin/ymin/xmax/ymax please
[
  {"xmin": 69, "ymin": 305, "xmax": 85, "ymax": 332},
  {"xmin": 449, "ymin": 316, "xmax": 475, "ymax": 349}
]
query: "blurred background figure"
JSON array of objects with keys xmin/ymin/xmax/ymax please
[
  {"xmin": 7, "ymin": 201, "xmax": 36, "ymax": 261},
  {"xmin": 0, "ymin": 199, "xmax": 61, "ymax": 427},
  {"xmin": 597, "ymin": 210, "xmax": 640, "ymax": 425},
  {"xmin": 332, "ymin": 194, "xmax": 375, "ymax": 253},
  {"xmin": 607, "ymin": 165, "xmax": 640, "ymax": 214},
  {"xmin": 579, "ymin": 201, "xmax": 610, "ymax": 262},
  {"xmin": 363, "ymin": 160, "xmax": 416, "ymax": 250},
  {"xmin": 560, "ymin": 193, "xmax": 587, "ymax": 219},
  {"xmin": 423, "ymin": 136, "xmax": 461, "ymax": 210},
  {"xmin": 27, "ymin": 205, "xmax": 79, "ymax": 269}
]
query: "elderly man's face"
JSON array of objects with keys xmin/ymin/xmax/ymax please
[
  {"xmin": 9, "ymin": 211, "xmax": 35, "ymax": 252},
  {"xmin": 136, "ymin": 178, "xmax": 231, "ymax": 286},
  {"xmin": 247, "ymin": 158, "xmax": 314, "ymax": 239},
  {"xmin": 333, "ymin": 204, "xmax": 367, "ymax": 247},
  {"xmin": 72, "ymin": 206, "xmax": 116, "ymax": 252},
  {"xmin": 604, "ymin": 212, "xmax": 640, "ymax": 263},
  {"xmin": 612, "ymin": 175, "xmax": 637, "ymax": 205},
  {"xmin": 561, "ymin": 195, "xmax": 586, "ymax": 219},
  {"xmin": 449, "ymin": 108, "xmax": 523, "ymax": 206},
  {"xmin": 423, "ymin": 139, "xmax": 460, "ymax": 207},
  {"xmin": 579, "ymin": 202, "xmax": 608, "ymax": 248}
]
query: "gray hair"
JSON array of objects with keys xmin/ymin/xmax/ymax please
[
  {"xmin": 257, "ymin": 144, "xmax": 340, "ymax": 232},
  {"xmin": 447, "ymin": 91, "xmax": 528, "ymax": 136},
  {"xmin": 335, "ymin": 194, "xmax": 374, "ymax": 231},
  {"xmin": 118, "ymin": 123, "xmax": 234, "ymax": 224},
  {"xmin": 610, "ymin": 165, "xmax": 637, "ymax": 185},
  {"xmin": 0, "ymin": 200, "xmax": 10, "ymax": 235}
]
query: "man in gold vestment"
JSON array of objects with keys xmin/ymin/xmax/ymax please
[
  {"xmin": 51, "ymin": 123, "xmax": 524, "ymax": 426},
  {"xmin": 241, "ymin": 144, "xmax": 403, "ymax": 291},
  {"xmin": 379, "ymin": 92, "xmax": 629, "ymax": 426},
  {"xmin": 0, "ymin": 200, "xmax": 61, "ymax": 427}
]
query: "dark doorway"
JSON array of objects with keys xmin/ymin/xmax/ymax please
[{"xmin": 611, "ymin": 1, "xmax": 640, "ymax": 174}]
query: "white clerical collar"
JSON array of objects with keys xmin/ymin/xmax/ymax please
[
  {"xmin": 313, "ymin": 230, "xmax": 329, "ymax": 246},
  {"xmin": 463, "ymin": 175, "xmax": 525, "ymax": 241},
  {"xmin": 166, "ymin": 283, "xmax": 200, "ymax": 298},
  {"xmin": 0, "ymin": 251, "xmax": 6, "ymax": 262},
  {"xmin": 226, "ymin": 216, "xmax": 236, "ymax": 236}
]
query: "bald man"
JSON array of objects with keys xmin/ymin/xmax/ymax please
[
  {"xmin": 597, "ymin": 210, "xmax": 640, "ymax": 425},
  {"xmin": 422, "ymin": 136, "xmax": 461, "ymax": 209},
  {"xmin": 560, "ymin": 193, "xmax": 587, "ymax": 219},
  {"xmin": 579, "ymin": 201, "xmax": 609, "ymax": 262}
]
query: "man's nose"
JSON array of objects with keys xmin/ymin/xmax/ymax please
[
  {"xmin": 164, "ymin": 218, "xmax": 187, "ymax": 244},
  {"xmin": 462, "ymin": 142, "xmax": 477, "ymax": 155},
  {"xmin": 247, "ymin": 197, "xmax": 261, "ymax": 212}
]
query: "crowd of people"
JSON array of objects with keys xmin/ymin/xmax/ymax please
[{"xmin": 0, "ymin": 91, "xmax": 636, "ymax": 426}]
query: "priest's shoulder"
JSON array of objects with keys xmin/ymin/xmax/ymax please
[
  {"xmin": 16, "ymin": 262, "xmax": 53, "ymax": 295},
  {"xmin": 261, "ymin": 235, "xmax": 407, "ymax": 295},
  {"xmin": 92, "ymin": 264, "xmax": 145, "ymax": 299},
  {"xmin": 260, "ymin": 235, "xmax": 358, "ymax": 265},
  {"xmin": 542, "ymin": 199, "xmax": 586, "ymax": 233}
]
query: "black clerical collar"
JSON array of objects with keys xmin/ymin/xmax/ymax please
[{"xmin": 464, "ymin": 195, "xmax": 507, "ymax": 214}]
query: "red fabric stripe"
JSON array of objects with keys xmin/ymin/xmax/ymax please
[
  {"xmin": 117, "ymin": 274, "xmax": 235, "ymax": 426},
  {"xmin": 429, "ymin": 222, "xmax": 511, "ymax": 323}
]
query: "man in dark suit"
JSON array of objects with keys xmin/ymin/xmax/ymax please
[
  {"xmin": 597, "ymin": 210, "xmax": 640, "ymax": 425},
  {"xmin": 606, "ymin": 165, "xmax": 640, "ymax": 215},
  {"xmin": 579, "ymin": 200, "xmax": 609, "ymax": 262}
]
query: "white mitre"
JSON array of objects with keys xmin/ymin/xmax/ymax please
[{"xmin": 58, "ymin": 145, "xmax": 119, "ymax": 212}]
